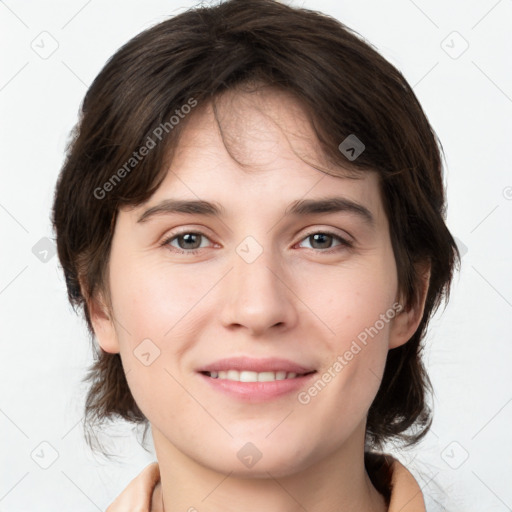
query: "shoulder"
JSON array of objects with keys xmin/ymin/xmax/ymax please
[
  {"xmin": 365, "ymin": 452, "xmax": 426, "ymax": 512},
  {"xmin": 105, "ymin": 462, "xmax": 162, "ymax": 512}
]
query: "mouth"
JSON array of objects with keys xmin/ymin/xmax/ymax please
[
  {"xmin": 195, "ymin": 357, "xmax": 317, "ymax": 401},
  {"xmin": 197, "ymin": 369, "xmax": 318, "ymax": 402},
  {"xmin": 199, "ymin": 369, "xmax": 317, "ymax": 382}
]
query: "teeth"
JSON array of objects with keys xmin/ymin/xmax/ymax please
[{"xmin": 207, "ymin": 370, "xmax": 302, "ymax": 381}]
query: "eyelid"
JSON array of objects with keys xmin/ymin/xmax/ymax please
[
  {"xmin": 159, "ymin": 227, "xmax": 215, "ymax": 252},
  {"xmin": 300, "ymin": 226, "xmax": 353, "ymax": 244},
  {"xmin": 296, "ymin": 229, "xmax": 353, "ymax": 252}
]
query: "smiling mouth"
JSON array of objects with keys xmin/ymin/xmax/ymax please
[{"xmin": 200, "ymin": 370, "xmax": 316, "ymax": 382}]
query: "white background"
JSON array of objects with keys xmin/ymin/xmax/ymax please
[{"xmin": 1, "ymin": 0, "xmax": 511, "ymax": 510}]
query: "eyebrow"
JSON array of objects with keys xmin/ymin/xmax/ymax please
[
  {"xmin": 137, "ymin": 199, "xmax": 225, "ymax": 223},
  {"xmin": 137, "ymin": 197, "xmax": 374, "ymax": 226}
]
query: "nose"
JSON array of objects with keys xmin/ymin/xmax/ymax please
[{"xmin": 219, "ymin": 245, "xmax": 299, "ymax": 336}]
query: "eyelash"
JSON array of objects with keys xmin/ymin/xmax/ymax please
[{"xmin": 160, "ymin": 229, "xmax": 353, "ymax": 256}]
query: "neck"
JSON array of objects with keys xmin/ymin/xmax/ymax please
[{"xmin": 151, "ymin": 424, "xmax": 387, "ymax": 512}]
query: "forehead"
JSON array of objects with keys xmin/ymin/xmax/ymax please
[
  {"xmin": 125, "ymin": 88, "xmax": 387, "ymax": 230},
  {"xmin": 174, "ymin": 86, "xmax": 336, "ymax": 173}
]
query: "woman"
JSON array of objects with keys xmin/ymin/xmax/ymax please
[{"xmin": 51, "ymin": 0, "xmax": 459, "ymax": 510}]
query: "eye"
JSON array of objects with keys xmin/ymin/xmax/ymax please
[
  {"xmin": 297, "ymin": 230, "xmax": 352, "ymax": 253},
  {"xmin": 161, "ymin": 229, "xmax": 353, "ymax": 256},
  {"xmin": 161, "ymin": 231, "xmax": 213, "ymax": 255}
]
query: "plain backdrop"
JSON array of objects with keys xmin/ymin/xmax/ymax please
[{"xmin": 1, "ymin": 0, "xmax": 511, "ymax": 510}]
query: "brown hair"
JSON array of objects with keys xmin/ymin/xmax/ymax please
[{"xmin": 51, "ymin": 0, "xmax": 459, "ymax": 456}]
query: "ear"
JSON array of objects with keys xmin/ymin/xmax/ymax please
[
  {"xmin": 388, "ymin": 262, "xmax": 431, "ymax": 350},
  {"xmin": 87, "ymin": 291, "xmax": 120, "ymax": 354}
]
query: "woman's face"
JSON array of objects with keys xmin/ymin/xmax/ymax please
[{"xmin": 93, "ymin": 88, "xmax": 419, "ymax": 477}]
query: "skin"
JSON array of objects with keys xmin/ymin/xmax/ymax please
[
  {"xmin": 106, "ymin": 462, "xmax": 162, "ymax": 512},
  {"xmin": 93, "ymin": 87, "xmax": 430, "ymax": 512}
]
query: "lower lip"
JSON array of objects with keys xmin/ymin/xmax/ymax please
[{"xmin": 198, "ymin": 372, "xmax": 317, "ymax": 402}]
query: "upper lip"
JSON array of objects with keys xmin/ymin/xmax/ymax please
[{"xmin": 197, "ymin": 357, "xmax": 316, "ymax": 374}]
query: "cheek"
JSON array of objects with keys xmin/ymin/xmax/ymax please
[
  {"xmin": 298, "ymin": 253, "xmax": 398, "ymax": 347},
  {"xmin": 295, "ymin": 256, "xmax": 397, "ymax": 410},
  {"xmin": 109, "ymin": 255, "xmax": 210, "ymax": 344},
  {"xmin": 108, "ymin": 258, "xmax": 211, "ymax": 422}
]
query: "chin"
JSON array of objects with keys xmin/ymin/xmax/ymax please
[{"xmin": 195, "ymin": 435, "xmax": 318, "ymax": 478}]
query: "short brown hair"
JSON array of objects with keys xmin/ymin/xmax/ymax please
[{"xmin": 51, "ymin": 0, "xmax": 460, "ymax": 454}]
